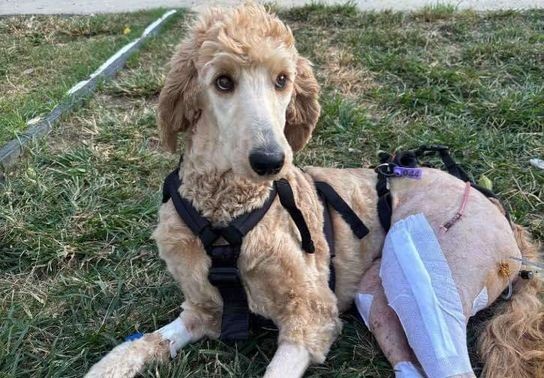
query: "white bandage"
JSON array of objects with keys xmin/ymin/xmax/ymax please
[
  {"xmin": 156, "ymin": 318, "xmax": 192, "ymax": 358},
  {"xmin": 471, "ymin": 287, "xmax": 488, "ymax": 316},
  {"xmin": 394, "ymin": 361, "xmax": 424, "ymax": 378},
  {"xmin": 354, "ymin": 293, "xmax": 373, "ymax": 329},
  {"xmin": 380, "ymin": 213, "xmax": 473, "ymax": 378}
]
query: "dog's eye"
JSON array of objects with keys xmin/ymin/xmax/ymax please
[
  {"xmin": 215, "ymin": 75, "xmax": 234, "ymax": 92},
  {"xmin": 275, "ymin": 74, "xmax": 288, "ymax": 90}
]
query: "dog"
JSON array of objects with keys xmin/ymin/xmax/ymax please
[{"xmin": 86, "ymin": 4, "xmax": 543, "ymax": 377}]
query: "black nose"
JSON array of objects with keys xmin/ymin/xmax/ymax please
[{"xmin": 249, "ymin": 148, "xmax": 285, "ymax": 176}]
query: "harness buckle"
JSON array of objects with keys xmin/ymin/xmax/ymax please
[{"xmin": 208, "ymin": 267, "xmax": 242, "ymax": 287}]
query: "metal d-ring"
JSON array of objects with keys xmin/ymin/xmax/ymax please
[{"xmin": 375, "ymin": 163, "xmax": 397, "ymax": 177}]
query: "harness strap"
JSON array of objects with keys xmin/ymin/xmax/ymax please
[
  {"xmin": 162, "ymin": 169, "xmax": 319, "ymax": 341},
  {"xmin": 375, "ymin": 154, "xmax": 394, "ymax": 232},
  {"xmin": 163, "ymin": 169, "xmax": 370, "ymax": 339},
  {"xmin": 162, "ymin": 168, "xmax": 279, "ymax": 341},
  {"xmin": 377, "ymin": 194, "xmax": 393, "ymax": 232},
  {"xmin": 163, "ymin": 170, "xmax": 317, "ymax": 255},
  {"xmin": 163, "ymin": 169, "xmax": 213, "ymax": 242},
  {"xmin": 375, "ymin": 145, "xmax": 511, "ymax": 233},
  {"xmin": 205, "ymin": 244, "xmax": 249, "ymax": 340},
  {"xmin": 163, "ymin": 169, "xmax": 278, "ymax": 248},
  {"xmin": 315, "ymin": 181, "xmax": 370, "ymax": 291},
  {"xmin": 275, "ymin": 179, "xmax": 315, "ymax": 253},
  {"xmin": 414, "ymin": 145, "xmax": 471, "ymax": 182},
  {"xmin": 228, "ymin": 186, "xmax": 278, "ymax": 236},
  {"xmin": 319, "ymin": 193, "xmax": 336, "ymax": 291},
  {"xmin": 315, "ymin": 181, "xmax": 370, "ymax": 239}
]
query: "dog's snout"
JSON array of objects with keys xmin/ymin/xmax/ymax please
[{"xmin": 249, "ymin": 148, "xmax": 285, "ymax": 176}]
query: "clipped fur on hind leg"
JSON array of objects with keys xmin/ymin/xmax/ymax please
[
  {"xmin": 356, "ymin": 259, "xmax": 423, "ymax": 377},
  {"xmin": 478, "ymin": 224, "xmax": 544, "ymax": 378}
]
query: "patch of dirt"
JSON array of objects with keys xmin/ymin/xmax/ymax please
[{"xmin": 319, "ymin": 46, "xmax": 378, "ymax": 98}]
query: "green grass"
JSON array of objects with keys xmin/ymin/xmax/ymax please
[
  {"xmin": 0, "ymin": 10, "xmax": 171, "ymax": 146},
  {"xmin": 1, "ymin": 4, "xmax": 543, "ymax": 377}
]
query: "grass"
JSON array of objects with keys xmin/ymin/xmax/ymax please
[
  {"xmin": 0, "ymin": 10, "xmax": 170, "ymax": 146},
  {"xmin": 1, "ymin": 4, "xmax": 543, "ymax": 377}
]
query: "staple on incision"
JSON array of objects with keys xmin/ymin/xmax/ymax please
[{"xmin": 498, "ymin": 261, "xmax": 512, "ymax": 278}]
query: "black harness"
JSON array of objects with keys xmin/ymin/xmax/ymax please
[
  {"xmin": 375, "ymin": 144, "xmax": 510, "ymax": 232},
  {"xmin": 316, "ymin": 181, "xmax": 370, "ymax": 290},
  {"xmin": 375, "ymin": 145, "xmax": 539, "ymax": 284},
  {"xmin": 162, "ymin": 168, "xmax": 368, "ymax": 341}
]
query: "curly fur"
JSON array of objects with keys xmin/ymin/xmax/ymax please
[
  {"xmin": 87, "ymin": 3, "xmax": 543, "ymax": 378},
  {"xmin": 478, "ymin": 225, "xmax": 544, "ymax": 378},
  {"xmin": 158, "ymin": 5, "xmax": 320, "ymax": 154}
]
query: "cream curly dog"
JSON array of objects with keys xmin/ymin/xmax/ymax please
[{"xmin": 87, "ymin": 4, "xmax": 543, "ymax": 377}]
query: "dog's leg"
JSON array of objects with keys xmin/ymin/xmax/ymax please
[
  {"xmin": 263, "ymin": 342, "xmax": 311, "ymax": 378},
  {"xmin": 261, "ymin": 283, "xmax": 340, "ymax": 378},
  {"xmin": 378, "ymin": 214, "xmax": 477, "ymax": 378},
  {"xmin": 85, "ymin": 311, "xmax": 205, "ymax": 378},
  {"xmin": 356, "ymin": 259, "xmax": 424, "ymax": 377}
]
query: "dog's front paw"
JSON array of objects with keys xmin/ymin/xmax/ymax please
[{"xmin": 85, "ymin": 334, "xmax": 168, "ymax": 378}]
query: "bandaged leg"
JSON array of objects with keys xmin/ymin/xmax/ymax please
[
  {"xmin": 354, "ymin": 292, "xmax": 373, "ymax": 329},
  {"xmin": 380, "ymin": 213, "xmax": 473, "ymax": 378},
  {"xmin": 357, "ymin": 260, "xmax": 424, "ymax": 378},
  {"xmin": 394, "ymin": 361, "xmax": 425, "ymax": 378},
  {"xmin": 156, "ymin": 317, "xmax": 193, "ymax": 358},
  {"xmin": 471, "ymin": 287, "xmax": 488, "ymax": 316}
]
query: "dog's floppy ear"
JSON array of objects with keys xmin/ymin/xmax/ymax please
[
  {"xmin": 157, "ymin": 39, "xmax": 200, "ymax": 152},
  {"xmin": 284, "ymin": 57, "xmax": 321, "ymax": 152}
]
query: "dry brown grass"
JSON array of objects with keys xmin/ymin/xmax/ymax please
[{"xmin": 319, "ymin": 46, "xmax": 378, "ymax": 98}]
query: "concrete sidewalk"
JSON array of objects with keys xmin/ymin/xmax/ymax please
[{"xmin": 1, "ymin": 0, "xmax": 543, "ymax": 15}]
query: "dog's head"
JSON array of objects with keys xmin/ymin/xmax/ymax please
[{"xmin": 158, "ymin": 4, "xmax": 320, "ymax": 180}]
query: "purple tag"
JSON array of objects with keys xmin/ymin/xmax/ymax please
[{"xmin": 393, "ymin": 166, "xmax": 423, "ymax": 179}]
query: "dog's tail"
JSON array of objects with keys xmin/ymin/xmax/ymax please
[
  {"xmin": 85, "ymin": 333, "xmax": 169, "ymax": 378},
  {"xmin": 477, "ymin": 224, "xmax": 544, "ymax": 378}
]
